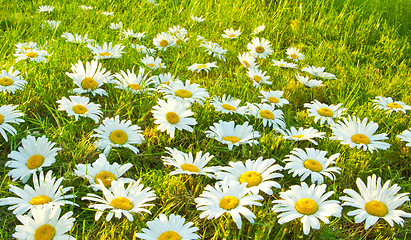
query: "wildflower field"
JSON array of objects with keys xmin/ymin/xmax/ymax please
[{"xmin": 1, "ymin": 0, "xmax": 411, "ymax": 239}]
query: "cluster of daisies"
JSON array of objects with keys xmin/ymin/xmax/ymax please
[{"xmin": 1, "ymin": 3, "xmax": 411, "ymax": 239}]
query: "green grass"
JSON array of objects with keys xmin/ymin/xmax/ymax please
[{"xmin": 1, "ymin": 0, "xmax": 410, "ymax": 239}]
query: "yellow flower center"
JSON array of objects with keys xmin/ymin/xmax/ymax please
[
  {"xmin": 110, "ymin": 197, "xmax": 133, "ymax": 210},
  {"xmin": 295, "ymin": 198, "xmax": 318, "ymax": 215},
  {"xmin": 0, "ymin": 114, "xmax": 3, "ymax": 124},
  {"xmin": 365, "ymin": 200, "xmax": 388, "ymax": 217},
  {"xmin": 180, "ymin": 163, "xmax": 200, "ymax": 172},
  {"xmin": 386, "ymin": 102, "xmax": 402, "ymax": 109},
  {"xmin": 165, "ymin": 112, "xmax": 180, "ymax": 124},
  {"xmin": 242, "ymin": 61, "xmax": 250, "ymax": 68},
  {"xmin": 129, "ymin": 83, "xmax": 142, "ymax": 91},
  {"xmin": 260, "ymin": 109, "xmax": 274, "ymax": 120},
  {"xmin": 100, "ymin": 52, "xmax": 112, "ymax": 57},
  {"xmin": 109, "ymin": 130, "xmax": 128, "ymax": 145},
  {"xmin": 158, "ymin": 231, "xmax": 181, "ymax": 240},
  {"xmin": 29, "ymin": 195, "xmax": 52, "ymax": 205},
  {"xmin": 253, "ymin": 75, "xmax": 262, "ymax": 83},
  {"xmin": 95, "ymin": 171, "xmax": 116, "ymax": 188},
  {"xmin": 238, "ymin": 171, "xmax": 262, "ymax": 187},
  {"xmin": 222, "ymin": 136, "xmax": 241, "ymax": 144},
  {"xmin": 292, "ymin": 135, "xmax": 304, "ymax": 139},
  {"xmin": 303, "ymin": 159, "xmax": 323, "ymax": 172},
  {"xmin": 25, "ymin": 52, "xmax": 38, "ymax": 58},
  {"xmin": 317, "ymin": 107, "xmax": 333, "ymax": 117},
  {"xmin": 268, "ymin": 97, "xmax": 279, "ymax": 103},
  {"xmin": 72, "ymin": 105, "xmax": 87, "ymax": 114},
  {"xmin": 351, "ymin": 134, "xmax": 370, "ymax": 145},
  {"xmin": 197, "ymin": 64, "xmax": 207, "ymax": 69},
  {"xmin": 290, "ymin": 53, "xmax": 298, "ymax": 59},
  {"xmin": 228, "ymin": 34, "xmax": 236, "ymax": 38},
  {"xmin": 174, "ymin": 89, "xmax": 192, "ymax": 98},
  {"xmin": 159, "ymin": 40, "xmax": 168, "ymax": 47},
  {"xmin": 27, "ymin": 154, "xmax": 45, "ymax": 169},
  {"xmin": 34, "ymin": 224, "xmax": 56, "ymax": 240},
  {"xmin": 255, "ymin": 46, "xmax": 265, "ymax": 53},
  {"xmin": 81, "ymin": 77, "xmax": 98, "ymax": 90},
  {"xmin": 23, "ymin": 46, "xmax": 32, "ymax": 51},
  {"xmin": 221, "ymin": 104, "xmax": 236, "ymax": 111},
  {"xmin": 219, "ymin": 196, "xmax": 239, "ymax": 210},
  {"xmin": 0, "ymin": 77, "xmax": 13, "ymax": 86},
  {"xmin": 148, "ymin": 63, "xmax": 156, "ymax": 67}
]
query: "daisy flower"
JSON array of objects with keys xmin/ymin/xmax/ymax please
[
  {"xmin": 205, "ymin": 120, "xmax": 260, "ymax": 150},
  {"xmin": 252, "ymin": 24, "xmax": 265, "ymax": 35},
  {"xmin": 92, "ymin": 116, "xmax": 145, "ymax": 155},
  {"xmin": 82, "ymin": 179, "xmax": 156, "ymax": 222},
  {"xmin": 272, "ymin": 59, "xmax": 298, "ymax": 69},
  {"xmin": 37, "ymin": 5, "xmax": 54, "ymax": 13},
  {"xmin": 162, "ymin": 148, "xmax": 216, "ymax": 177},
  {"xmin": 159, "ymin": 79, "xmax": 209, "ymax": 105},
  {"xmin": 238, "ymin": 52, "xmax": 257, "ymax": 69},
  {"xmin": 373, "ymin": 96, "xmax": 411, "ymax": 114},
  {"xmin": 13, "ymin": 205, "xmax": 75, "ymax": 240},
  {"xmin": 66, "ymin": 60, "xmax": 112, "ymax": 96},
  {"xmin": 281, "ymin": 127, "xmax": 325, "ymax": 145},
  {"xmin": 284, "ymin": 148, "xmax": 341, "ymax": 184},
  {"xmin": 153, "ymin": 72, "xmax": 179, "ymax": 87},
  {"xmin": 0, "ymin": 66, "xmax": 27, "ymax": 93},
  {"xmin": 153, "ymin": 32, "xmax": 176, "ymax": 51},
  {"xmin": 169, "ymin": 25, "xmax": 188, "ymax": 36},
  {"xmin": 57, "ymin": 96, "xmax": 102, "ymax": 123},
  {"xmin": 112, "ymin": 67, "xmax": 157, "ymax": 94},
  {"xmin": 120, "ymin": 29, "xmax": 143, "ymax": 40},
  {"xmin": 42, "ymin": 20, "xmax": 61, "ymax": 29},
  {"xmin": 304, "ymin": 100, "xmax": 347, "ymax": 125},
  {"xmin": 0, "ymin": 171, "xmax": 76, "ymax": 215},
  {"xmin": 0, "ymin": 104, "xmax": 24, "ymax": 141},
  {"xmin": 101, "ymin": 11, "xmax": 114, "ymax": 16},
  {"xmin": 187, "ymin": 62, "xmax": 218, "ymax": 73},
  {"xmin": 247, "ymin": 37, "xmax": 273, "ymax": 59},
  {"xmin": 109, "ymin": 22, "xmax": 123, "ymax": 30},
  {"xmin": 14, "ymin": 49, "xmax": 49, "ymax": 63},
  {"xmin": 79, "ymin": 5, "xmax": 93, "ymax": 10},
  {"xmin": 136, "ymin": 214, "xmax": 200, "ymax": 240},
  {"xmin": 222, "ymin": 28, "xmax": 241, "ymax": 39},
  {"xmin": 330, "ymin": 115, "xmax": 390, "ymax": 152},
  {"xmin": 216, "ymin": 157, "xmax": 283, "ymax": 195},
  {"xmin": 87, "ymin": 42, "xmax": 125, "ymax": 60},
  {"xmin": 210, "ymin": 94, "xmax": 247, "ymax": 115},
  {"xmin": 340, "ymin": 174, "xmax": 411, "ymax": 229},
  {"xmin": 195, "ymin": 182, "xmax": 263, "ymax": 229},
  {"xmin": 301, "ymin": 65, "xmax": 336, "ymax": 80},
  {"xmin": 272, "ymin": 182, "xmax": 342, "ymax": 235},
  {"xmin": 74, "ymin": 153, "xmax": 133, "ymax": 190},
  {"xmin": 200, "ymin": 41, "xmax": 228, "ymax": 61},
  {"xmin": 295, "ymin": 73, "xmax": 323, "ymax": 88},
  {"xmin": 151, "ymin": 98, "xmax": 197, "ymax": 139},
  {"xmin": 191, "ymin": 15, "xmax": 205, "ymax": 22},
  {"xmin": 173, "ymin": 33, "xmax": 189, "ymax": 47},
  {"xmin": 286, "ymin": 47, "xmax": 305, "ymax": 62},
  {"xmin": 141, "ymin": 55, "xmax": 166, "ymax": 70},
  {"xmin": 259, "ymin": 90, "xmax": 289, "ymax": 107},
  {"xmin": 14, "ymin": 42, "xmax": 38, "ymax": 53},
  {"xmin": 61, "ymin": 32, "xmax": 95, "ymax": 44},
  {"xmin": 397, "ymin": 129, "xmax": 411, "ymax": 147},
  {"xmin": 6, "ymin": 135, "xmax": 61, "ymax": 183},
  {"xmin": 246, "ymin": 68, "xmax": 271, "ymax": 87},
  {"xmin": 247, "ymin": 103, "xmax": 286, "ymax": 130},
  {"xmin": 131, "ymin": 44, "xmax": 156, "ymax": 55}
]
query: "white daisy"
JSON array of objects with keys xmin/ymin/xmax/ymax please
[
  {"xmin": 272, "ymin": 59, "xmax": 298, "ymax": 69},
  {"xmin": 136, "ymin": 214, "xmax": 200, "ymax": 240},
  {"xmin": 61, "ymin": 32, "xmax": 95, "ymax": 44},
  {"xmin": 153, "ymin": 32, "xmax": 176, "ymax": 51},
  {"xmin": 42, "ymin": 20, "xmax": 61, "ymax": 29},
  {"xmin": 272, "ymin": 182, "xmax": 342, "ymax": 235},
  {"xmin": 191, "ymin": 15, "xmax": 205, "ymax": 22},
  {"xmin": 330, "ymin": 115, "xmax": 390, "ymax": 152},
  {"xmin": 216, "ymin": 157, "xmax": 283, "ymax": 195},
  {"xmin": 153, "ymin": 72, "xmax": 180, "ymax": 87},
  {"xmin": 168, "ymin": 25, "xmax": 188, "ymax": 36},
  {"xmin": 210, "ymin": 94, "xmax": 247, "ymax": 115},
  {"xmin": 14, "ymin": 49, "xmax": 49, "ymax": 63},
  {"xmin": 37, "ymin": 5, "xmax": 54, "ymax": 13},
  {"xmin": 373, "ymin": 96, "xmax": 411, "ymax": 114},
  {"xmin": 151, "ymin": 98, "xmax": 197, "ymax": 139},
  {"xmin": 286, "ymin": 47, "xmax": 305, "ymax": 62},
  {"xmin": 397, "ymin": 129, "xmax": 411, "ymax": 147},
  {"xmin": 246, "ymin": 103, "xmax": 286, "ymax": 130},
  {"xmin": 195, "ymin": 182, "xmax": 263, "ymax": 229},
  {"xmin": 222, "ymin": 28, "xmax": 241, "ymax": 39},
  {"xmin": 301, "ymin": 65, "xmax": 336, "ymax": 80},
  {"xmin": 6, "ymin": 135, "xmax": 61, "ymax": 183},
  {"xmin": 340, "ymin": 174, "xmax": 411, "ymax": 229},
  {"xmin": 91, "ymin": 116, "xmax": 145, "ymax": 155},
  {"xmin": 0, "ymin": 104, "xmax": 24, "ymax": 141},
  {"xmin": 79, "ymin": 5, "xmax": 93, "ymax": 10},
  {"xmin": 247, "ymin": 37, "xmax": 273, "ymax": 59},
  {"xmin": 259, "ymin": 90, "xmax": 289, "ymax": 107},
  {"xmin": 0, "ymin": 66, "xmax": 27, "ymax": 94},
  {"xmin": 281, "ymin": 127, "xmax": 325, "ymax": 145},
  {"xmin": 82, "ymin": 179, "xmax": 156, "ymax": 222},
  {"xmin": 141, "ymin": 55, "xmax": 166, "ymax": 70},
  {"xmin": 131, "ymin": 44, "xmax": 156, "ymax": 55},
  {"xmin": 101, "ymin": 11, "xmax": 114, "ymax": 16},
  {"xmin": 295, "ymin": 73, "xmax": 323, "ymax": 88},
  {"xmin": 200, "ymin": 41, "xmax": 228, "ymax": 61},
  {"xmin": 173, "ymin": 33, "xmax": 189, "ymax": 47},
  {"xmin": 109, "ymin": 22, "xmax": 123, "ymax": 30},
  {"xmin": 120, "ymin": 29, "xmax": 143, "ymax": 40},
  {"xmin": 112, "ymin": 67, "xmax": 157, "ymax": 94},
  {"xmin": 159, "ymin": 79, "xmax": 209, "ymax": 105},
  {"xmin": 246, "ymin": 68, "xmax": 272, "ymax": 87},
  {"xmin": 0, "ymin": 171, "xmax": 76, "ymax": 215},
  {"xmin": 284, "ymin": 148, "xmax": 341, "ymax": 184},
  {"xmin": 187, "ymin": 62, "xmax": 218, "ymax": 73},
  {"xmin": 252, "ymin": 24, "xmax": 265, "ymax": 35},
  {"xmin": 238, "ymin": 52, "xmax": 257, "ymax": 69},
  {"xmin": 304, "ymin": 100, "xmax": 347, "ymax": 125},
  {"xmin": 57, "ymin": 96, "xmax": 102, "ymax": 123},
  {"xmin": 205, "ymin": 120, "xmax": 260, "ymax": 150},
  {"xmin": 87, "ymin": 42, "xmax": 125, "ymax": 60},
  {"xmin": 14, "ymin": 42, "xmax": 38, "ymax": 54}
]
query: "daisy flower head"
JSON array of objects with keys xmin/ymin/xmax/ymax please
[
  {"xmin": 112, "ymin": 67, "xmax": 157, "ymax": 94},
  {"xmin": 0, "ymin": 104, "xmax": 24, "ymax": 141},
  {"xmin": 397, "ymin": 129, "xmax": 411, "ymax": 147},
  {"xmin": 216, "ymin": 157, "xmax": 283, "ymax": 195},
  {"xmin": 301, "ymin": 65, "xmax": 336, "ymax": 80},
  {"xmin": 74, "ymin": 153, "xmax": 133, "ymax": 191},
  {"xmin": 191, "ymin": 15, "xmax": 205, "ymax": 22},
  {"xmin": 42, "ymin": 20, "xmax": 61, "ymax": 29},
  {"xmin": 304, "ymin": 100, "xmax": 347, "ymax": 126},
  {"xmin": 92, "ymin": 116, "xmax": 145, "ymax": 155},
  {"xmin": 61, "ymin": 32, "xmax": 95, "ymax": 44},
  {"xmin": 252, "ymin": 24, "xmax": 265, "ymax": 35},
  {"xmin": 57, "ymin": 96, "xmax": 102, "ymax": 123},
  {"xmin": 120, "ymin": 29, "xmax": 146, "ymax": 40},
  {"xmin": 13, "ymin": 205, "xmax": 75, "ymax": 240},
  {"xmin": 109, "ymin": 22, "xmax": 123, "ymax": 30},
  {"xmin": 238, "ymin": 52, "xmax": 257, "ymax": 69},
  {"xmin": 195, "ymin": 182, "xmax": 263, "ymax": 229},
  {"xmin": 281, "ymin": 126, "xmax": 325, "ymax": 145},
  {"xmin": 340, "ymin": 174, "xmax": 411, "ymax": 229},
  {"xmin": 153, "ymin": 32, "xmax": 176, "ymax": 51},
  {"xmin": 330, "ymin": 115, "xmax": 390, "ymax": 152},
  {"xmin": 247, "ymin": 103, "xmax": 286, "ymax": 130},
  {"xmin": 0, "ymin": 170, "xmax": 76, "ymax": 215},
  {"xmin": 295, "ymin": 73, "xmax": 323, "ymax": 88},
  {"xmin": 101, "ymin": 11, "xmax": 114, "ymax": 16},
  {"xmin": 205, "ymin": 120, "xmax": 260, "ymax": 150},
  {"xmin": 0, "ymin": 66, "xmax": 27, "ymax": 94},
  {"xmin": 272, "ymin": 182, "xmax": 342, "ymax": 235},
  {"xmin": 79, "ymin": 5, "xmax": 93, "ymax": 10},
  {"xmin": 159, "ymin": 79, "xmax": 209, "ymax": 105},
  {"xmin": 132, "ymin": 44, "xmax": 156, "ymax": 55},
  {"xmin": 162, "ymin": 148, "xmax": 216, "ymax": 178},
  {"xmin": 6, "ymin": 135, "xmax": 61, "ymax": 183},
  {"xmin": 153, "ymin": 72, "xmax": 179, "ymax": 87},
  {"xmin": 259, "ymin": 90, "xmax": 289, "ymax": 107},
  {"xmin": 136, "ymin": 214, "xmax": 200, "ymax": 240},
  {"xmin": 247, "ymin": 37, "xmax": 273, "ymax": 59},
  {"xmin": 173, "ymin": 33, "xmax": 189, "ymax": 47},
  {"xmin": 373, "ymin": 96, "xmax": 411, "ymax": 114},
  {"xmin": 284, "ymin": 148, "xmax": 341, "ymax": 184},
  {"xmin": 14, "ymin": 49, "xmax": 49, "ymax": 63},
  {"xmin": 37, "ymin": 5, "xmax": 54, "ymax": 13},
  {"xmin": 210, "ymin": 94, "xmax": 247, "ymax": 115},
  {"xmin": 247, "ymin": 67, "xmax": 272, "ymax": 87},
  {"xmin": 82, "ymin": 179, "xmax": 156, "ymax": 222},
  {"xmin": 66, "ymin": 60, "xmax": 112, "ymax": 96},
  {"xmin": 286, "ymin": 47, "xmax": 305, "ymax": 62},
  {"xmin": 14, "ymin": 42, "xmax": 38, "ymax": 54},
  {"xmin": 222, "ymin": 28, "xmax": 241, "ymax": 39},
  {"xmin": 187, "ymin": 62, "xmax": 218, "ymax": 73},
  {"xmin": 87, "ymin": 42, "xmax": 125, "ymax": 60},
  {"xmin": 200, "ymin": 41, "xmax": 228, "ymax": 61},
  {"xmin": 151, "ymin": 98, "xmax": 197, "ymax": 139},
  {"xmin": 272, "ymin": 59, "xmax": 298, "ymax": 69},
  {"xmin": 169, "ymin": 25, "xmax": 188, "ymax": 36},
  {"xmin": 141, "ymin": 55, "xmax": 166, "ymax": 70}
]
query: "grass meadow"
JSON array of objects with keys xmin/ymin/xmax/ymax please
[{"xmin": 0, "ymin": 0, "xmax": 410, "ymax": 239}]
